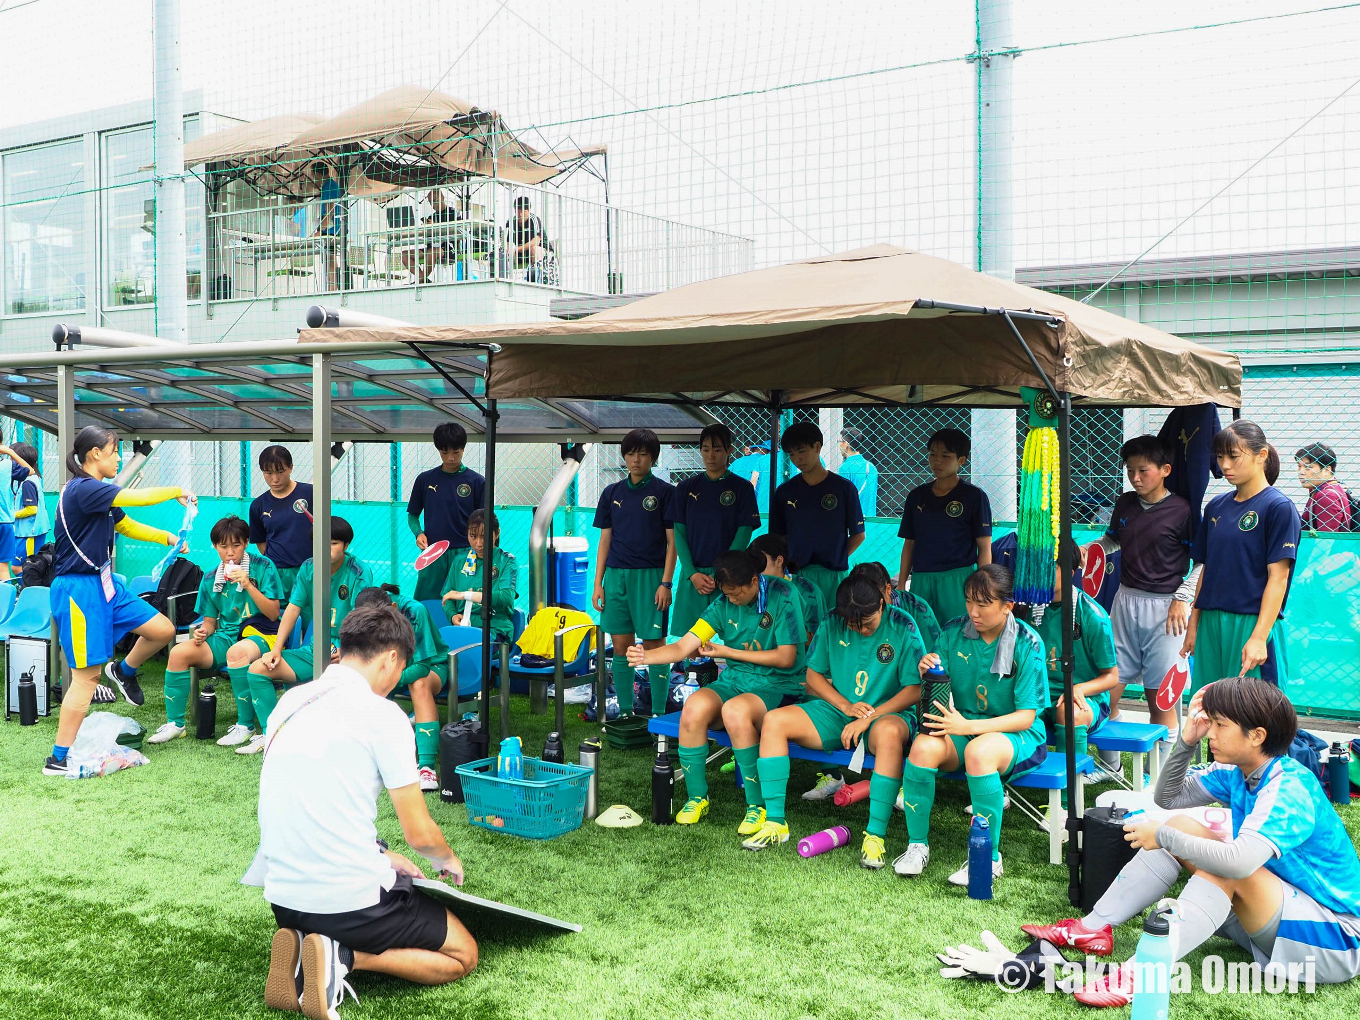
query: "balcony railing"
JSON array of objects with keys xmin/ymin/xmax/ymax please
[{"xmin": 205, "ymin": 179, "xmax": 753, "ymax": 303}]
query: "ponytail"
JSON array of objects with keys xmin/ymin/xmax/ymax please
[
  {"xmin": 1213, "ymin": 420, "xmax": 1280, "ymax": 485},
  {"xmin": 68, "ymin": 425, "xmax": 118, "ymax": 480},
  {"xmin": 1265, "ymin": 445, "xmax": 1281, "ymax": 486},
  {"xmin": 747, "ymin": 533, "xmax": 798, "ymax": 574}
]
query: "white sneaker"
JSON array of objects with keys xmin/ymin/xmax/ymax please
[
  {"xmin": 948, "ymin": 852, "xmax": 1004, "ymax": 887},
  {"xmin": 300, "ymin": 933, "xmax": 358, "ymax": 1020},
  {"xmin": 216, "ymin": 723, "xmax": 255, "ymax": 747},
  {"xmin": 147, "ymin": 722, "xmax": 186, "ymax": 744},
  {"xmin": 894, "ymin": 788, "xmax": 904, "ymax": 812},
  {"xmin": 419, "ymin": 766, "xmax": 438, "ymax": 791},
  {"xmin": 235, "ymin": 733, "xmax": 267, "ymax": 756},
  {"xmin": 963, "ymin": 794, "xmax": 1011, "ymax": 813},
  {"xmin": 801, "ymin": 772, "xmax": 846, "ymax": 801},
  {"xmin": 892, "ymin": 842, "xmax": 930, "ymax": 877}
]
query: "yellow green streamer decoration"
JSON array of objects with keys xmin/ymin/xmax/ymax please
[{"xmin": 1015, "ymin": 387, "xmax": 1061, "ymax": 604}]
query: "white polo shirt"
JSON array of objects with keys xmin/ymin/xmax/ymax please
[{"xmin": 244, "ymin": 663, "xmax": 419, "ymax": 914}]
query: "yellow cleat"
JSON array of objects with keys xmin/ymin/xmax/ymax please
[
  {"xmin": 676, "ymin": 797, "xmax": 710, "ymax": 824},
  {"xmin": 737, "ymin": 805, "xmax": 767, "ymax": 836},
  {"xmin": 742, "ymin": 819, "xmax": 790, "ymax": 851},
  {"xmin": 860, "ymin": 833, "xmax": 887, "ymax": 870}
]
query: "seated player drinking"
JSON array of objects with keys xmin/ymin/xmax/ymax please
[
  {"xmin": 627, "ymin": 549, "xmax": 807, "ymax": 834},
  {"xmin": 440, "ymin": 509, "xmax": 518, "ymax": 645},
  {"xmin": 1024, "ymin": 677, "xmax": 1360, "ymax": 1007},
  {"xmin": 356, "ymin": 586, "xmax": 451, "ymax": 792},
  {"xmin": 747, "ymin": 575, "xmax": 926, "ymax": 868},
  {"xmin": 893, "ymin": 564, "xmax": 1049, "ymax": 884},
  {"xmin": 150, "ymin": 515, "xmax": 284, "ymax": 747},
  {"xmin": 243, "ymin": 516, "xmax": 369, "ymax": 756}
]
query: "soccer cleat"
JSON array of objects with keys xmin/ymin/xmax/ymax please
[
  {"xmin": 91, "ymin": 684, "xmax": 117, "ymax": 704},
  {"xmin": 1073, "ymin": 963, "xmax": 1133, "ymax": 1007},
  {"xmin": 418, "ymin": 766, "xmax": 439, "ymax": 792},
  {"xmin": 860, "ymin": 833, "xmax": 887, "ymax": 869},
  {"xmin": 236, "ymin": 733, "xmax": 268, "ymax": 756},
  {"xmin": 741, "ymin": 819, "xmax": 790, "ymax": 850},
  {"xmin": 948, "ymin": 852, "xmax": 1003, "ymax": 887},
  {"xmin": 737, "ymin": 805, "xmax": 767, "ymax": 836},
  {"xmin": 216, "ymin": 723, "xmax": 255, "ymax": 747},
  {"xmin": 893, "ymin": 842, "xmax": 930, "ymax": 877},
  {"xmin": 963, "ymin": 794, "xmax": 1011, "ymax": 814},
  {"xmin": 265, "ymin": 927, "xmax": 304, "ymax": 1012},
  {"xmin": 147, "ymin": 722, "xmax": 186, "ymax": 744},
  {"xmin": 299, "ymin": 933, "xmax": 358, "ymax": 1020},
  {"xmin": 42, "ymin": 755, "xmax": 69, "ymax": 777},
  {"xmin": 1020, "ymin": 918, "xmax": 1114, "ymax": 957},
  {"xmin": 801, "ymin": 772, "xmax": 846, "ymax": 801},
  {"xmin": 676, "ymin": 797, "xmax": 710, "ymax": 824},
  {"xmin": 104, "ymin": 661, "xmax": 144, "ymax": 706}
]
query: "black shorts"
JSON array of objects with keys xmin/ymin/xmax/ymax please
[{"xmin": 271, "ymin": 874, "xmax": 448, "ymax": 955}]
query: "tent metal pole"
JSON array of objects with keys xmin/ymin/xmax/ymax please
[
  {"xmin": 312, "ymin": 353, "xmax": 333, "ymax": 679},
  {"xmin": 480, "ymin": 382, "xmax": 500, "ymax": 738},
  {"xmin": 1058, "ymin": 391, "xmax": 1081, "ymax": 907},
  {"xmin": 998, "ymin": 310, "xmax": 1062, "ymax": 404},
  {"xmin": 767, "ymin": 391, "xmax": 782, "ymax": 516}
]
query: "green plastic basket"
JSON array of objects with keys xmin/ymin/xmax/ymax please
[{"xmin": 456, "ymin": 756, "xmax": 592, "ymax": 839}]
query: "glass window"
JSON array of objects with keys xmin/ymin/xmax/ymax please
[
  {"xmin": 103, "ymin": 127, "xmax": 155, "ymax": 307},
  {"xmin": 3, "ymin": 138, "xmax": 88, "ymax": 315}
]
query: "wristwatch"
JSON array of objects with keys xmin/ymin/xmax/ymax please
[
  {"xmin": 375, "ymin": 838, "xmax": 389, "ymax": 852},
  {"xmin": 659, "ymin": 581, "xmax": 673, "ymax": 589}
]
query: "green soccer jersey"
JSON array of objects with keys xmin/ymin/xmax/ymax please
[
  {"xmin": 691, "ymin": 575, "xmax": 807, "ymax": 687},
  {"xmin": 393, "ymin": 592, "xmax": 450, "ymax": 672},
  {"xmin": 936, "ymin": 615, "xmax": 1049, "ymax": 744},
  {"xmin": 789, "ymin": 573, "xmax": 827, "ymax": 640},
  {"xmin": 193, "ymin": 553, "xmax": 285, "ymax": 643},
  {"xmin": 891, "ymin": 587, "xmax": 943, "ymax": 651},
  {"xmin": 288, "ymin": 552, "xmax": 369, "ymax": 647},
  {"xmin": 1028, "ymin": 591, "xmax": 1118, "ymax": 703},
  {"xmin": 807, "ymin": 605, "xmax": 925, "ymax": 706},
  {"xmin": 442, "ymin": 546, "xmax": 518, "ymax": 639}
]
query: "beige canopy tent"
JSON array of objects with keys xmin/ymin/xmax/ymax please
[
  {"xmin": 300, "ymin": 244, "xmax": 1241, "ymax": 904},
  {"xmin": 179, "ymin": 114, "xmax": 325, "ymax": 198}
]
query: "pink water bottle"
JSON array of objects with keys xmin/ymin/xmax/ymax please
[{"xmin": 798, "ymin": 825, "xmax": 852, "ymax": 858}]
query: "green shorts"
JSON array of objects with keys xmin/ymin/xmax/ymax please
[
  {"xmin": 798, "ymin": 699, "xmax": 918, "ymax": 752},
  {"xmin": 706, "ymin": 665, "xmax": 804, "ymax": 712},
  {"xmin": 1191, "ymin": 610, "xmax": 1290, "ymax": 695},
  {"xmin": 280, "ymin": 643, "xmax": 333, "ymax": 683},
  {"xmin": 601, "ymin": 567, "xmax": 667, "ymax": 639},
  {"xmin": 671, "ymin": 568, "xmax": 718, "ymax": 638},
  {"xmin": 910, "ymin": 565, "xmax": 976, "ymax": 628},
  {"xmin": 799, "ymin": 564, "xmax": 847, "ymax": 615},
  {"xmin": 275, "ymin": 566, "xmax": 302, "ymax": 598},
  {"xmin": 397, "ymin": 658, "xmax": 451, "ymax": 694},
  {"xmin": 944, "ymin": 729, "xmax": 1046, "ymax": 781},
  {"xmin": 1041, "ymin": 695, "xmax": 1111, "ymax": 740}
]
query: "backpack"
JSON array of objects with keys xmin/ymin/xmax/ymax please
[
  {"xmin": 143, "ymin": 557, "xmax": 205, "ymax": 629},
  {"xmin": 19, "ymin": 544, "xmax": 56, "ymax": 589},
  {"xmin": 1287, "ymin": 728, "xmax": 1328, "ymax": 784}
]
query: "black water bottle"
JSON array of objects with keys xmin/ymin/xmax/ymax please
[
  {"xmin": 543, "ymin": 731, "xmax": 565, "ymax": 764},
  {"xmin": 18, "ymin": 668, "xmax": 38, "ymax": 726},
  {"xmin": 196, "ymin": 686, "xmax": 217, "ymax": 740},
  {"xmin": 651, "ymin": 734, "xmax": 674, "ymax": 824}
]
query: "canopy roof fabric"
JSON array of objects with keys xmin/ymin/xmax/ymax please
[
  {"xmin": 298, "ymin": 245, "xmax": 1242, "ymax": 408},
  {"xmin": 0, "ymin": 341, "xmax": 710, "ymax": 443},
  {"xmin": 185, "ymin": 85, "xmax": 604, "ymax": 198}
]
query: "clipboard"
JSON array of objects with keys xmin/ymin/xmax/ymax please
[{"xmin": 413, "ymin": 879, "xmax": 582, "ymax": 933}]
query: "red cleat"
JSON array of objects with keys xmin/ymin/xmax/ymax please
[
  {"xmin": 1020, "ymin": 918, "xmax": 1115, "ymax": 956},
  {"xmin": 1074, "ymin": 963, "xmax": 1133, "ymax": 1007}
]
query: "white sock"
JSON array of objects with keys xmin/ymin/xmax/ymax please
[{"xmin": 1085, "ymin": 848, "xmax": 1182, "ymax": 929}]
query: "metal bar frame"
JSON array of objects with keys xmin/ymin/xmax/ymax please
[{"xmin": 311, "ymin": 353, "xmax": 333, "ymax": 679}]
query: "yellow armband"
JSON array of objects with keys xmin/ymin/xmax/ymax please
[
  {"xmin": 689, "ymin": 619, "xmax": 717, "ymax": 643},
  {"xmin": 114, "ymin": 516, "xmax": 173, "ymax": 545},
  {"xmin": 111, "ymin": 486, "xmax": 182, "ymax": 508}
]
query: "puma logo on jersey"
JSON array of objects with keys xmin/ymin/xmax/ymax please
[
  {"xmin": 956, "ymin": 651, "xmax": 972, "ymax": 664},
  {"xmin": 261, "ymin": 511, "xmax": 271, "ymax": 518},
  {"xmin": 613, "ymin": 500, "xmax": 623, "ymax": 508},
  {"xmin": 786, "ymin": 500, "xmax": 797, "ymax": 509},
  {"xmin": 689, "ymin": 491, "xmax": 700, "ymax": 500},
  {"xmin": 1179, "ymin": 426, "xmax": 1200, "ymax": 451},
  {"xmin": 428, "ymin": 485, "xmax": 438, "ymax": 491},
  {"xmin": 1210, "ymin": 516, "xmax": 1219, "ymax": 526},
  {"xmin": 838, "ymin": 639, "xmax": 850, "ymax": 647}
]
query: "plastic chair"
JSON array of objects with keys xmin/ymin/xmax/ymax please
[
  {"xmin": 506, "ymin": 623, "xmax": 605, "ymax": 735},
  {"xmin": 128, "ymin": 575, "xmax": 156, "ymax": 596},
  {"xmin": 420, "ymin": 599, "xmax": 448, "ymax": 628},
  {"xmin": 0, "ymin": 582, "xmax": 17, "ymax": 625},
  {"xmin": 439, "ymin": 623, "xmax": 507, "ymax": 722},
  {"xmin": 0, "ymin": 585, "xmax": 52, "ymax": 639}
]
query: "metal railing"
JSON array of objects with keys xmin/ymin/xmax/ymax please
[{"xmin": 205, "ymin": 179, "xmax": 753, "ymax": 303}]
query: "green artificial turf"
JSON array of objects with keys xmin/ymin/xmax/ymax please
[{"xmin": 2, "ymin": 664, "xmax": 1358, "ymax": 1020}]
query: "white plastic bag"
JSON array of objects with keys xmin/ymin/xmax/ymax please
[{"xmin": 65, "ymin": 712, "xmax": 150, "ymax": 779}]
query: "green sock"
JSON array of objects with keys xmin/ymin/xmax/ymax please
[
  {"xmin": 248, "ymin": 669, "xmax": 279, "ymax": 732},
  {"xmin": 612, "ymin": 654, "xmax": 635, "ymax": 715},
  {"xmin": 867, "ymin": 771, "xmax": 899, "ymax": 838},
  {"xmin": 900, "ymin": 760, "xmax": 938, "ymax": 844},
  {"xmin": 965, "ymin": 771, "xmax": 1006, "ymax": 860},
  {"xmin": 164, "ymin": 669, "xmax": 191, "ymax": 727},
  {"xmin": 414, "ymin": 722, "xmax": 439, "ymax": 768},
  {"xmin": 1053, "ymin": 724, "xmax": 1089, "ymax": 809},
  {"xmin": 677, "ymin": 744, "xmax": 710, "ymax": 800},
  {"xmin": 227, "ymin": 666, "xmax": 257, "ymax": 729},
  {"xmin": 757, "ymin": 755, "xmax": 791, "ymax": 823},
  {"xmin": 648, "ymin": 665, "xmax": 669, "ymax": 716},
  {"xmin": 732, "ymin": 744, "xmax": 763, "ymax": 807}
]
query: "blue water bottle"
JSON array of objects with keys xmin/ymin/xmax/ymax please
[
  {"xmin": 1328, "ymin": 742, "xmax": 1350, "ymax": 806},
  {"xmin": 497, "ymin": 736, "xmax": 524, "ymax": 780},
  {"xmin": 967, "ymin": 814, "xmax": 993, "ymax": 900},
  {"xmin": 1129, "ymin": 907, "xmax": 1174, "ymax": 1020}
]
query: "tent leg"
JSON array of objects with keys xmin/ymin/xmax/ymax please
[
  {"xmin": 766, "ymin": 392, "xmax": 782, "ymax": 516},
  {"xmin": 312, "ymin": 353, "xmax": 332, "ymax": 680},
  {"xmin": 1058, "ymin": 391, "xmax": 1081, "ymax": 908},
  {"xmin": 53, "ymin": 366, "xmax": 76, "ymax": 691},
  {"xmin": 479, "ymin": 394, "xmax": 498, "ymax": 736}
]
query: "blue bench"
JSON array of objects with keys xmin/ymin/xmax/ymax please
[
  {"xmin": 647, "ymin": 711, "xmax": 1095, "ymax": 864},
  {"xmin": 1088, "ymin": 719, "xmax": 1169, "ymax": 792}
]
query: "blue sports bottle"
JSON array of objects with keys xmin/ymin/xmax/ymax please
[{"xmin": 967, "ymin": 814, "xmax": 993, "ymax": 900}]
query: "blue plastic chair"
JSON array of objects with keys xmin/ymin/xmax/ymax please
[
  {"xmin": 511, "ymin": 608, "xmax": 527, "ymax": 642},
  {"xmin": 0, "ymin": 582, "xmax": 17, "ymax": 625},
  {"xmin": 128, "ymin": 575, "xmax": 156, "ymax": 596},
  {"xmin": 0, "ymin": 585, "xmax": 52, "ymax": 639},
  {"xmin": 421, "ymin": 599, "xmax": 448, "ymax": 629},
  {"xmin": 439, "ymin": 624, "xmax": 485, "ymax": 698}
]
